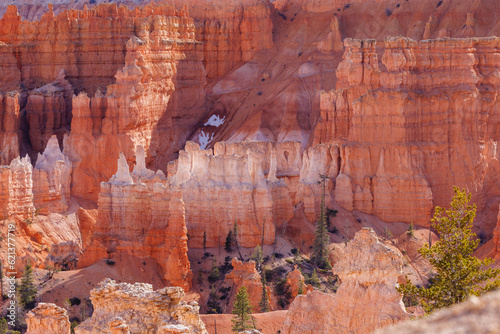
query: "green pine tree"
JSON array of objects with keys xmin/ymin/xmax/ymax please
[
  {"xmin": 232, "ymin": 286, "xmax": 254, "ymax": 332},
  {"xmin": 398, "ymin": 187, "xmax": 500, "ymax": 313},
  {"xmin": 232, "ymin": 221, "xmax": 239, "ymax": 250},
  {"xmin": 311, "ymin": 174, "xmax": 332, "ymax": 270},
  {"xmin": 407, "ymin": 223, "xmax": 415, "ymax": 237},
  {"xmin": 0, "ymin": 318, "xmax": 7, "ymax": 334},
  {"xmin": 306, "ymin": 268, "xmax": 320, "ymax": 288},
  {"xmin": 208, "ymin": 259, "xmax": 220, "ymax": 284},
  {"xmin": 297, "ymin": 278, "xmax": 305, "ymax": 295},
  {"xmin": 251, "ymin": 245, "xmax": 264, "ymax": 272},
  {"xmin": 203, "ymin": 230, "xmax": 207, "ymax": 254},
  {"xmin": 259, "ymin": 272, "xmax": 269, "ymax": 312},
  {"xmin": 19, "ymin": 264, "xmax": 37, "ymax": 310},
  {"xmin": 225, "ymin": 230, "xmax": 234, "ymax": 253}
]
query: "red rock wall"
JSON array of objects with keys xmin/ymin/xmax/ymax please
[
  {"xmin": 50, "ymin": 3, "xmax": 207, "ymax": 200},
  {"xmin": 79, "ymin": 152, "xmax": 192, "ymax": 290},
  {"xmin": 316, "ymin": 37, "xmax": 500, "ymax": 229}
]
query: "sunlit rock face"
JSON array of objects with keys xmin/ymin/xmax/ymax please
[
  {"xmin": 26, "ymin": 303, "xmax": 71, "ymax": 334},
  {"xmin": 33, "ymin": 135, "xmax": 71, "ymax": 214},
  {"xmin": 281, "ymin": 228, "xmax": 409, "ymax": 334},
  {"xmin": 374, "ymin": 289, "xmax": 500, "ymax": 334},
  {"xmin": 316, "ymin": 37, "xmax": 500, "ymax": 232},
  {"xmin": 74, "ymin": 279, "xmax": 208, "ymax": 334},
  {"xmin": 168, "ymin": 141, "xmax": 342, "ymax": 249},
  {"xmin": 0, "ymin": 92, "xmax": 21, "ymax": 165},
  {"xmin": 79, "ymin": 148, "xmax": 192, "ymax": 290}
]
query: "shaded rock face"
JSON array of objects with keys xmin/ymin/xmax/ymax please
[
  {"xmin": 374, "ymin": 289, "xmax": 500, "ymax": 334},
  {"xmin": 26, "ymin": 303, "xmax": 71, "ymax": 334},
  {"xmin": 0, "ymin": 92, "xmax": 21, "ymax": 165},
  {"xmin": 281, "ymin": 228, "xmax": 408, "ymax": 334},
  {"xmin": 317, "ymin": 37, "xmax": 500, "ymax": 232},
  {"xmin": 79, "ymin": 148, "xmax": 192, "ymax": 290},
  {"xmin": 44, "ymin": 240, "xmax": 81, "ymax": 270},
  {"xmin": 26, "ymin": 82, "xmax": 68, "ymax": 153},
  {"xmin": 225, "ymin": 258, "xmax": 272, "ymax": 312},
  {"xmin": 75, "ymin": 279, "xmax": 208, "ymax": 334},
  {"xmin": 170, "ymin": 141, "xmax": 297, "ymax": 248}
]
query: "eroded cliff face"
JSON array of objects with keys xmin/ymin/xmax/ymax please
[
  {"xmin": 26, "ymin": 303, "xmax": 71, "ymax": 334},
  {"xmin": 1, "ymin": 1, "xmax": 500, "ymax": 321},
  {"xmin": 315, "ymin": 36, "xmax": 500, "ymax": 232},
  {"xmin": 0, "ymin": 92, "xmax": 21, "ymax": 165},
  {"xmin": 32, "ymin": 136, "xmax": 71, "ymax": 214},
  {"xmin": 281, "ymin": 228, "xmax": 409, "ymax": 334},
  {"xmin": 167, "ymin": 141, "xmax": 341, "ymax": 249},
  {"xmin": 79, "ymin": 147, "xmax": 191, "ymax": 290},
  {"xmin": 75, "ymin": 279, "xmax": 208, "ymax": 334}
]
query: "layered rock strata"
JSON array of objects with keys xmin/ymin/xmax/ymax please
[
  {"xmin": 75, "ymin": 279, "xmax": 208, "ymax": 334},
  {"xmin": 316, "ymin": 36, "xmax": 500, "ymax": 230},
  {"xmin": 54, "ymin": 3, "xmax": 206, "ymax": 200},
  {"xmin": 79, "ymin": 148, "xmax": 191, "ymax": 290},
  {"xmin": 26, "ymin": 303, "xmax": 71, "ymax": 334},
  {"xmin": 169, "ymin": 141, "xmax": 340, "ymax": 249},
  {"xmin": 281, "ymin": 228, "xmax": 408, "ymax": 333},
  {"xmin": 32, "ymin": 136, "xmax": 71, "ymax": 214},
  {"xmin": 26, "ymin": 83, "xmax": 68, "ymax": 153},
  {"xmin": 0, "ymin": 156, "xmax": 34, "ymax": 219},
  {"xmin": 0, "ymin": 92, "xmax": 21, "ymax": 165}
]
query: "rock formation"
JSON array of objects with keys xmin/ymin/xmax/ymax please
[
  {"xmin": 0, "ymin": 156, "xmax": 34, "ymax": 219},
  {"xmin": 316, "ymin": 36, "xmax": 500, "ymax": 233},
  {"xmin": 79, "ymin": 148, "xmax": 192, "ymax": 290},
  {"xmin": 332, "ymin": 228, "xmax": 409, "ymax": 332},
  {"xmin": 286, "ymin": 266, "xmax": 312, "ymax": 299},
  {"xmin": 374, "ymin": 290, "xmax": 500, "ymax": 334},
  {"xmin": 75, "ymin": 279, "xmax": 208, "ymax": 334},
  {"xmin": 0, "ymin": 92, "xmax": 21, "ymax": 165},
  {"xmin": 280, "ymin": 290, "xmax": 337, "ymax": 334},
  {"xmin": 281, "ymin": 228, "xmax": 409, "ymax": 334},
  {"xmin": 170, "ymin": 141, "xmax": 299, "ymax": 248},
  {"xmin": 225, "ymin": 258, "xmax": 272, "ymax": 312},
  {"xmin": 26, "ymin": 83, "xmax": 68, "ymax": 153},
  {"xmin": 44, "ymin": 240, "xmax": 81, "ymax": 270},
  {"xmin": 32, "ymin": 135, "xmax": 71, "ymax": 214},
  {"xmin": 26, "ymin": 303, "xmax": 71, "ymax": 334}
]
